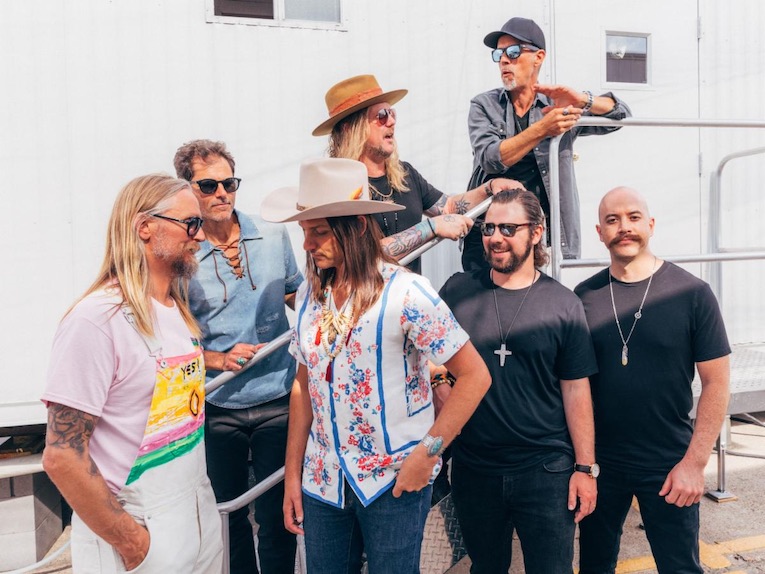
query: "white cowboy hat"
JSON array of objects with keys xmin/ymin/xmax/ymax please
[{"xmin": 260, "ymin": 158, "xmax": 405, "ymax": 223}]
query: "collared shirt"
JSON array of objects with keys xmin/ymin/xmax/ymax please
[
  {"xmin": 468, "ymin": 89, "xmax": 631, "ymax": 259},
  {"xmin": 188, "ymin": 210, "xmax": 303, "ymax": 408},
  {"xmin": 290, "ymin": 263, "xmax": 469, "ymax": 508}
]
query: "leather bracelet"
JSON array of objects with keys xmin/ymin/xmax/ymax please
[
  {"xmin": 484, "ymin": 180, "xmax": 494, "ymax": 197},
  {"xmin": 426, "ymin": 218, "xmax": 436, "ymax": 237},
  {"xmin": 582, "ymin": 90, "xmax": 594, "ymax": 113}
]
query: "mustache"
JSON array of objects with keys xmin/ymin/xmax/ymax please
[{"xmin": 609, "ymin": 234, "xmax": 642, "ymax": 247}]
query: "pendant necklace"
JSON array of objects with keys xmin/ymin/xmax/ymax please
[
  {"xmin": 491, "ymin": 269, "xmax": 537, "ymax": 367},
  {"xmin": 608, "ymin": 257, "xmax": 658, "ymax": 366},
  {"xmin": 371, "ymin": 183, "xmax": 398, "ymax": 236},
  {"xmin": 319, "ymin": 286, "xmax": 355, "ymax": 360}
]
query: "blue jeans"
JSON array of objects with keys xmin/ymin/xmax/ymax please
[
  {"xmin": 205, "ymin": 396, "xmax": 296, "ymax": 574},
  {"xmin": 578, "ymin": 466, "xmax": 701, "ymax": 574},
  {"xmin": 302, "ymin": 481, "xmax": 432, "ymax": 574},
  {"xmin": 451, "ymin": 453, "xmax": 575, "ymax": 574}
]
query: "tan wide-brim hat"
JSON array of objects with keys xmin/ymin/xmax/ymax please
[
  {"xmin": 312, "ymin": 74, "xmax": 408, "ymax": 137},
  {"xmin": 261, "ymin": 158, "xmax": 405, "ymax": 223}
]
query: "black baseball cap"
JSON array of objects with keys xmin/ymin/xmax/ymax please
[{"xmin": 483, "ymin": 17, "xmax": 546, "ymax": 51}]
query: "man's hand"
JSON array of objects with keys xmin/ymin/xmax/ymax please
[
  {"xmin": 659, "ymin": 458, "xmax": 706, "ymax": 507},
  {"xmin": 432, "ymin": 214, "xmax": 473, "ymax": 241},
  {"xmin": 223, "ymin": 342, "xmax": 264, "ymax": 371},
  {"xmin": 116, "ymin": 522, "xmax": 150, "ymax": 570},
  {"xmin": 489, "ymin": 178, "xmax": 525, "ymax": 193},
  {"xmin": 568, "ymin": 472, "xmax": 597, "ymax": 524},
  {"xmin": 392, "ymin": 445, "xmax": 438, "ymax": 498},
  {"xmin": 534, "ymin": 84, "xmax": 588, "ymax": 109},
  {"xmin": 538, "ymin": 105, "xmax": 582, "ymax": 137},
  {"xmin": 283, "ymin": 477, "xmax": 305, "ymax": 535}
]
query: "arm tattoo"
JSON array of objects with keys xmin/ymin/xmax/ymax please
[
  {"xmin": 46, "ymin": 402, "xmax": 98, "ymax": 459},
  {"xmin": 424, "ymin": 195, "xmax": 448, "ymax": 217},
  {"xmin": 453, "ymin": 198, "xmax": 470, "ymax": 214},
  {"xmin": 382, "ymin": 222, "xmax": 429, "ymax": 259}
]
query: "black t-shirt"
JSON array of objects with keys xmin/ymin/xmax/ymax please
[
  {"xmin": 439, "ymin": 270, "xmax": 598, "ymax": 473},
  {"xmin": 369, "ymin": 161, "xmax": 443, "ymax": 274},
  {"xmin": 575, "ymin": 262, "xmax": 730, "ymax": 473}
]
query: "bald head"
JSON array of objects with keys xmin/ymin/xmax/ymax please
[{"xmin": 598, "ymin": 186, "xmax": 651, "ymax": 224}]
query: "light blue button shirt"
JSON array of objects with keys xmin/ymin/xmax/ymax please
[{"xmin": 188, "ymin": 211, "xmax": 303, "ymax": 408}]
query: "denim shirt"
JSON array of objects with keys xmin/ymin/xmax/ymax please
[
  {"xmin": 468, "ymin": 89, "xmax": 631, "ymax": 259},
  {"xmin": 188, "ymin": 211, "xmax": 304, "ymax": 408}
]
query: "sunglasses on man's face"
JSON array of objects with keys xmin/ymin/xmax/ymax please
[
  {"xmin": 374, "ymin": 108, "xmax": 396, "ymax": 125},
  {"xmin": 491, "ymin": 43, "xmax": 539, "ymax": 63},
  {"xmin": 192, "ymin": 177, "xmax": 241, "ymax": 195},
  {"xmin": 152, "ymin": 214, "xmax": 204, "ymax": 237},
  {"xmin": 479, "ymin": 222, "xmax": 533, "ymax": 238}
]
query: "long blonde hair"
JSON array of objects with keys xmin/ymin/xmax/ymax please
[
  {"xmin": 328, "ymin": 109, "xmax": 410, "ymax": 193},
  {"xmin": 73, "ymin": 174, "xmax": 200, "ymax": 338}
]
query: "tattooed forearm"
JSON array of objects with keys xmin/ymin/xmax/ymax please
[
  {"xmin": 424, "ymin": 195, "xmax": 449, "ymax": 217},
  {"xmin": 46, "ymin": 403, "xmax": 98, "ymax": 456},
  {"xmin": 382, "ymin": 221, "xmax": 430, "ymax": 259}
]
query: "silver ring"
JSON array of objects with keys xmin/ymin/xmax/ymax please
[
  {"xmin": 562, "ymin": 108, "xmax": 570, "ymax": 116},
  {"xmin": 236, "ymin": 357, "xmax": 246, "ymax": 366}
]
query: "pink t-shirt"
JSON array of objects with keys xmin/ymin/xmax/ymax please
[{"xmin": 42, "ymin": 289, "xmax": 200, "ymax": 494}]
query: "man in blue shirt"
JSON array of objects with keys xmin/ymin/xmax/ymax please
[{"xmin": 174, "ymin": 140, "xmax": 303, "ymax": 574}]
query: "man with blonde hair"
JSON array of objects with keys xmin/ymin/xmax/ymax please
[
  {"xmin": 314, "ymin": 74, "xmax": 521, "ymax": 274},
  {"xmin": 42, "ymin": 174, "xmax": 223, "ymax": 573},
  {"xmin": 261, "ymin": 158, "xmax": 491, "ymax": 573}
]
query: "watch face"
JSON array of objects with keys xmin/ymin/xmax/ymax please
[{"xmin": 591, "ymin": 463, "xmax": 601, "ymax": 478}]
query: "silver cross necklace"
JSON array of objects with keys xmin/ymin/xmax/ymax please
[
  {"xmin": 608, "ymin": 257, "xmax": 658, "ymax": 366},
  {"xmin": 491, "ymin": 269, "xmax": 538, "ymax": 367}
]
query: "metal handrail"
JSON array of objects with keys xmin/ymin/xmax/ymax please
[
  {"xmin": 548, "ymin": 116, "xmax": 765, "ymax": 281},
  {"xmin": 708, "ymin": 146, "xmax": 765, "ymax": 299}
]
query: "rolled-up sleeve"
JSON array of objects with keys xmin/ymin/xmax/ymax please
[{"xmin": 577, "ymin": 92, "xmax": 632, "ymax": 137}]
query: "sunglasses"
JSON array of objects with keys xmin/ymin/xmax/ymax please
[
  {"xmin": 192, "ymin": 177, "xmax": 241, "ymax": 195},
  {"xmin": 479, "ymin": 222, "xmax": 533, "ymax": 237},
  {"xmin": 491, "ymin": 44, "xmax": 540, "ymax": 63},
  {"xmin": 374, "ymin": 108, "xmax": 396, "ymax": 125},
  {"xmin": 152, "ymin": 214, "xmax": 204, "ymax": 237}
]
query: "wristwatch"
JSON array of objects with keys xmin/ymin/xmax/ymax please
[
  {"xmin": 574, "ymin": 462, "xmax": 600, "ymax": 478},
  {"xmin": 420, "ymin": 434, "xmax": 446, "ymax": 457}
]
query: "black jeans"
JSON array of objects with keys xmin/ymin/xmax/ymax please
[
  {"xmin": 451, "ymin": 453, "xmax": 576, "ymax": 574},
  {"xmin": 205, "ymin": 396, "xmax": 296, "ymax": 574},
  {"xmin": 578, "ymin": 466, "xmax": 701, "ymax": 574}
]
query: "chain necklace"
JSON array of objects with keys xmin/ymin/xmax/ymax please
[
  {"xmin": 370, "ymin": 182, "xmax": 394, "ymax": 200},
  {"xmin": 608, "ymin": 257, "xmax": 658, "ymax": 366},
  {"xmin": 491, "ymin": 270, "xmax": 538, "ymax": 367},
  {"xmin": 319, "ymin": 286, "xmax": 355, "ymax": 360}
]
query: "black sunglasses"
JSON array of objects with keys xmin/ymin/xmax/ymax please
[
  {"xmin": 152, "ymin": 214, "xmax": 204, "ymax": 237},
  {"xmin": 374, "ymin": 108, "xmax": 396, "ymax": 125},
  {"xmin": 192, "ymin": 177, "xmax": 241, "ymax": 195},
  {"xmin": 491, "ymin": 44, "xmax": 540, "ymax": 63},
  {"xmin": 479, "ymin": 222, "xmax": 533, "ymax": 238}
]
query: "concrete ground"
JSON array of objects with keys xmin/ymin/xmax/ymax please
[{"xmin": 16, "ymin": 414, "xmax": 765, "ymax": 574}]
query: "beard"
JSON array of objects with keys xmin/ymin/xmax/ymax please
[
  {"xmin": 171, "ymin": 255, "xmax": 199, "ymax": 279},
  {"xmin": 484, "ymin": 236, "xmax": 533, "ymax": 274},
  {"xmin": 502, "ymin": 76, "xmax": 517, "ymax": 92},
  {"xmin": 364, "ymin": 142, "xmax": 393, "ymax": 163}
]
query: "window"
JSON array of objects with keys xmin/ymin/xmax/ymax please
[
  {"xmin": 606, "ymin": 33, "xmax": 649, "ymax": 84},
  {"xmin": 213, "ymin": 0, "xmax": 341, "ymax": 23}
]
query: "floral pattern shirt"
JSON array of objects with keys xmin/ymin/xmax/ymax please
[{"xmin": 290, "ymin": 263, "xmax": 469, "ymax": 508}]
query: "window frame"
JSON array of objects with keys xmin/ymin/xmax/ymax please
[
  {"xmin": 602, "ymin": 30, "xmax": 652, "ymax": 90},
  {"xmin": 206, "ymin": 0, "xmax": 345, "ymax": 30}
]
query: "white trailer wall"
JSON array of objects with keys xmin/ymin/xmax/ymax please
[{"xmin": 1, "ymin": 0, "xmax": 762, "ymax": 424}]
